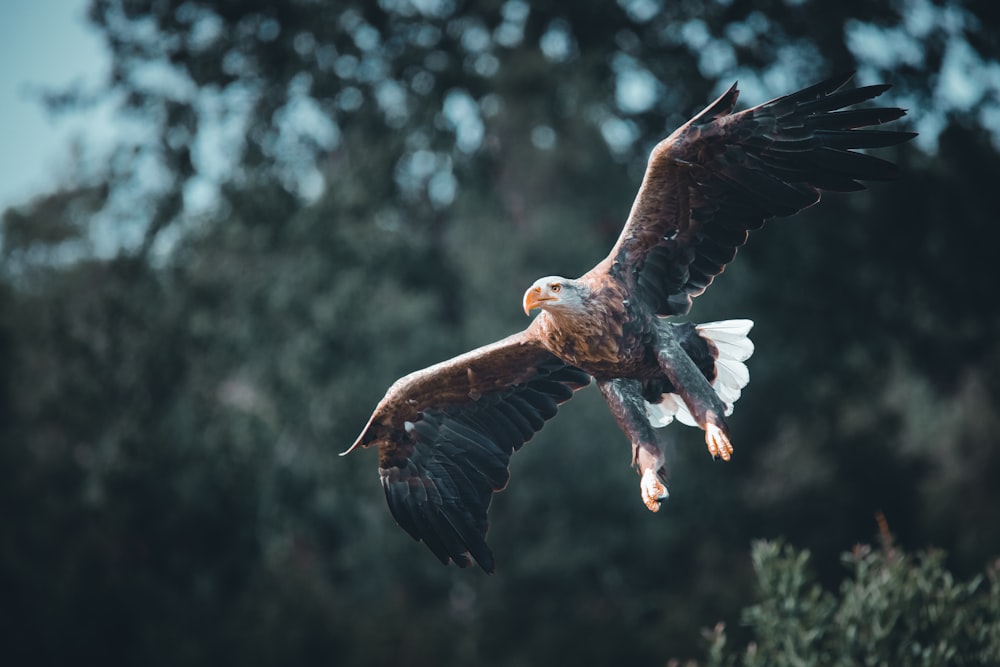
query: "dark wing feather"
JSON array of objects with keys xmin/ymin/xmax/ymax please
[
  {"xmin": 600, "ymin": 71, "xmax": 916, "ymax": 316},
  {"xmin": 346, "ymin": 331, "xmax": 590, "ymax": 573}
]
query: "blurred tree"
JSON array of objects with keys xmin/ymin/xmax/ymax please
[{"xmin": 2, "ymin": 0, "xmax": 999, "ymax": 665}]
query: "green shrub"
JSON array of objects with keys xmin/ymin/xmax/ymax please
[{"xmin": 706, "ymin": 539, "xmax": 1000, "ymax": 667}]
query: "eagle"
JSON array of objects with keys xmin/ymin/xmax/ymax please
[{"xmin": 343, "ymin": 72, "xmax": 914, "ymax": 572}]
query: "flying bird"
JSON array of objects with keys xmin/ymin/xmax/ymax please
[{"xmin": 343, "ymin": 72, "xmax": 915, "ymax": 572}]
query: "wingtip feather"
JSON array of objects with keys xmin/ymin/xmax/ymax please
[{"xmin": 691, "ymin": 80, "xmax": 741, "ymax": 125}]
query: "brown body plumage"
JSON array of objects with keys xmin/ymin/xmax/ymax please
[
  {"xmin": 344, "ymin": 72, "xmax": 915, "ymax": 572},
  {"xmin": 529, "ymin": 280, "xmax": 643, "ymax": 376}
]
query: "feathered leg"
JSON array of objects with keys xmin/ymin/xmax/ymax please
[
  {"xmin": 654, "ymin": 322, "xmax": 734, "ymax": 460},
  {"xmin": 598, "ymin": 378, "xmax": 669, "ymax": 511}
]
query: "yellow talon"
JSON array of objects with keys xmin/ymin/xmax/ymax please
[
  {"xmin": 640, "ymin": 468, "xmax": 668, "ymax": 512},
  {"xmin": 705, "ymin": 422, "xmax": 733, "ymax": 461}
]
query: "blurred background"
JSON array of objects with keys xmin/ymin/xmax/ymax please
[{"xmin": 2, "ymin": 0, "xmax": 999, "ymax": 665}]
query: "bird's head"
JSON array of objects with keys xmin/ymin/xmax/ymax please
[{"xmin": 522, "ymin": 276, "xmax": 587, "ymax": 316}]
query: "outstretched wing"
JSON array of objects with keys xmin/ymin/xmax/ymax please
[
  {"xmin": 345, "ymin": 331, "xmax": 590, "ymax": 573},
  {"xmin": 599, "ymin": 71, "xmax": 916, "ymax": 316}
]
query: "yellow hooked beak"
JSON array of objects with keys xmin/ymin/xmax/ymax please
[{"xmin": 523, "ymin": 286, "xmax": 556, "ymax": 315}]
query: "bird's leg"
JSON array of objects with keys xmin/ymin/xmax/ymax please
[
  {"xmin": 597, "ymin": 379, "xmax": 669, "ymax": 511},
  {"xmin": 704, "ymin": 419, "xmax": 732, "ymax": 461},
  {"xmin": 654, "ymin": 322, "xmax": 734, "ymax": 461},
  {"xmin": 635, "ymin": 443, "xmax": 669, "ymax": 512}
]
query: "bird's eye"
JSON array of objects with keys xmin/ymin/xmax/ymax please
[{"xmin": 550, "ymin": 283, "xmax": 562, "ymax": 293}]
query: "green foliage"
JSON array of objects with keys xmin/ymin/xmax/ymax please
[{"xmin": 707, "ymin": 540, "xmax": 1000, "ymax": 667}]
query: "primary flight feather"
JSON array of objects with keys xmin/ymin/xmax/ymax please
[{"xmin": 343, "ymin": 72, "xmax": 915, "ymax": 572}]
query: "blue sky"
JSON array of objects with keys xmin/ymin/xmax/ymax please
[{"xmin": 0, "ymin": 0, "xmax": 111, "ymax": 212}]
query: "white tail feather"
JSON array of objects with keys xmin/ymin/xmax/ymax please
[
  {"xmin": 696, "ymin": 319, "xmax": 754, "ymax": 337},
  {"xmin": 646, "ymin": 394, "xmax": 684, "ymax": 427},
  {"xmin": 644, "ymin": 319, "xmax": 754, "ymax": 428}
]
